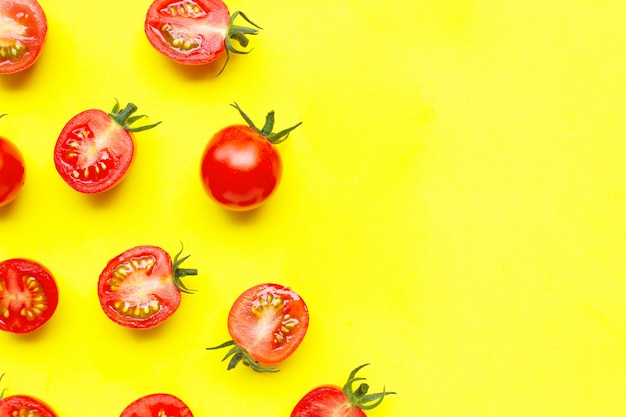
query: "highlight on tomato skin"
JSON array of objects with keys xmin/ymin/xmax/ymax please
[
  {"xmin": 207, "ymin": 282, "xmax": 310, "ymax": 372},
  {"xmin": 120, "ymin": 393, "xmax": 194, "ymax": 417},
  {"xmin": 0, "ymin": 0, "xmax": 48, "ymax": 74},
  {"xmin": 0, "ymin": 115, "xmax": 26, "ymax": 207}
]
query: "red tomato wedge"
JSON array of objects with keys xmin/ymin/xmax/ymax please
[
  {"xmin": 0, "ymin": 258, "xmax": 58, "ymax": 334},
  {"xmin": 0, "ymin": 395, "xmax": 57, "ymax": 417},
  {"xmin": 144, "ymin": 0, "xmax": 261, "ymax": 73},
  {"xmin": 0, "ymin": 0, "xmax": 47, "ymax": 74},
  {"xmin": 97, "ymin": 245, "xmax": 197, "ymax": 329},
  {"xmin": 53, "ymin": 101, "xmax": 160, "ymax": 194},
  {"xmin": 0, "ymin": 115, "xmax": 26, "ymax": 207},
  {"xmin": 290, "ymin": 364, "xmax": 396, "ymax": 417},
  {"xmin": 120, "ymin": 393, "xmax": 193, "ymax": 417},
  {"xmin": 207, "ymin": 283, "xmax": 309, "ymax": 372}
]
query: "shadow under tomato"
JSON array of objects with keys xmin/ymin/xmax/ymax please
[{"xmin": 0, "ymin": 64, "xmax": 39, "ymax": 90}]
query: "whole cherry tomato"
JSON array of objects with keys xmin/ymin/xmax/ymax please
[
  {"xmin": 0, "ymin": 0, "xmax": 47, "ymax": 74},
  {"xmin": 200, "ymin": 103, "xmax": 301, "ymax": 211},
  {"xmin": 0, "ymin": 115, "xmax": 25, "ymax": 207}
]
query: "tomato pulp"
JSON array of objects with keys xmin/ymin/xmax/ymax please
[
  {"xmin": 120, "ymin": 393, "xmax": 193, "ymax": 417},
  {"xmin": 0, "ymin": 395, "xmax": 57, "ymax": 417},
  {"xmin": 0, "ymin": 0, "xmax": 47, "ymax": 74}
]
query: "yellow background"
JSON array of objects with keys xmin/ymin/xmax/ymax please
[{"xmin": 2, "ymin": 0, "xmax": 626, "ymax": 415}]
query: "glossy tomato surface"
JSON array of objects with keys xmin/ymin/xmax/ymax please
[
  {"xmin": 144, "ymin": 0, "xmax": 230, "ymax": 65},
  {"xmin": 0, "ymin": 395, "xmax": 57, "ymax": 417},
  {"xmin": 120, "ymin": 393, "xmax": 193, "ymax": 417},
  {"xmin": 200, "ymin": 125, "xmax": 282, "ymax": 211},
  {"xmin": 53, "ymin": 109, "xmax": 135, "ymax": 194},
  {"xmin": 0, "ymin": 0, "xmax": 47, "ymax": 74},
  {"xmin": 0, "ymin": 259, "xmax": 58, "ymax": 334},
  {"xmin": 98, "ymin": 246, "xmax": 182, "ymax": 329},
  {"xmin": 291, "ymin": 386, "xmax": 366, "ymax": 417},
  {"xmin": 228, "ymin": 283, "xmax": 309, "ymax": 364},
  {"xmin": 0, "ymin": 136, "xmax": 25, "ymax": 207}
]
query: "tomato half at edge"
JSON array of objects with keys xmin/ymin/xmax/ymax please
[
  {"xmin": 0, "ymin": 0, "xmax": 48, "ymax": 74},
  {"xmin": 0, "ymin": 258, "xmax": 59, "ymax": 334},
  {"xmin": 0, "ymin": 395, "xmax": 57, "ymax": 417},
  {"xmin": 120, "ymin": 393, "xmax": 193, "ymax": 417},
  {"xmin": 0, "ymin": 134, "xmax": 26, "ymax": 207},
  {"xmin": 97, "ymin": 245, "xmax": 197, "ymax": 329},
  {"xmin": 208, "ymin": 283, "xmax": 309, "ymax": 372}
]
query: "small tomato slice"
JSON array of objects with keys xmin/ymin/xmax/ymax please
[
  {"xmin": 97, "ymin": 245, "xmax": 197, "ymax": 329},
  {"xmin": 200, "ymin": 103, "xmax": 301, "ymax": 211},
  {"xmin": 290, "ymin": 365, "xmax": 396, "ymax": 417},
  {"xmin": 208, "ymin": 283, "xmax": 309, "ymax": 372},
  {"xmin": 0, "ymin": 395, "xmax": 57, "ymax": 417},
  {"xmin": 144, "ymin": 0, "xmax": 261, "ymax": 72},
  {"xmin": 0, "ymin": 116, "xmax": 26, "ymax": 206},
  {"xmin": 0, "ymin": 258, "xmax": 58, "ymax": 334},
  {"xmin": 53, "ymin": 101, "xmax": 160, "ymax": 194},
  {"xmin": 120, "ymin": 393, "xmax": 193, "ymax": 417},
  {"xmin": 0, "ymin": 0, "xmax": 47, "ymax": 74}
]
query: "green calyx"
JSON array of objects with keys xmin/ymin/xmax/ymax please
[
  {"xmin": 231, "ymin": 102, "xmax": 302, "ymax": 144},
  {"xmin": 218, "ymin": 11, "xmax": 262, "ymax": 76},
  {"xmin": 0, "ymin": 373, "xmax": 5, "ymax": 400},
  {"xmin": 342, "ymin": 364, "xmax": 396, "ymax": 411},
  {"xmin": 206, "ymin": 340, "xmax": 279, "ymax": 373},
  {"xmin": 172, "ymin": 243, "xmax": 198, "ymax": 294},
  {"xmin": 108, "ymin": 99, "xmax": 161, "ymax": 133}
]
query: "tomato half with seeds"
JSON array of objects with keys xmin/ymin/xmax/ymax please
[
  {"xmin": 53, "ymin": 100, "xmax": 160, "ymax": 194},
  {"xmin": 0, "ymin": 0, "xmax": 47, "ymax": 74},
  {"xmin": 200, "ymin": 103, "xmax": 301, "ymax": 211},
  {"xmin": 290, "ymin": 364, "xmax": 396, "ymax": 417},
  {"xmin": 0, "ymin": 115, "xmax": 26, "ymax": 207},
  {"xmin": 207, "ymin": 283, "xmax": 309, "ymax": 372},
  {"xmin": 144, "ymin": 0, "xmax": 261, "ymax": 73},
  {"xmin": 0, "ymin": 258, "xmax": 58, "ymax": 334},
  {"xmin": 120, "ymin": 393, "xmax": 193, "ymax": 417},
  {"xmin": 97, "ymin": 245, "xmax": 197, "ymax": 329},
  {"xmin": 0, "ymin": 395, "xmax": 57, "ymax": 417}
]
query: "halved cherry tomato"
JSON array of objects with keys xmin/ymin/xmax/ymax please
[
  {"xmin": 120, "ymin": 393, "xmax": 193, "ymax": 417},
  {"xmin": 53, "ymin": 100, "xmax": 160, "ymax": 194},
  {"xmin": 144, "ymin": 0, "xmax": 261, "ymax": 73},
  {"xmin": 0, "ymin": 0, "xmax": 47, "ymax": 74},
  {"xmin": 97, "ymin": 245, "xmax": 197, "ymax": 329},
  {"xmin": 290, "ymin": 364, "xmax": 396, "ymax": 417},
  {"xmin": 0, "ymin": 258, "xmax": 58, "ymax": 334},
  {"xmin": 0, "ymin": 395, "xmax": 57, "ymax": 417},
  {"xmin": 200, "ymin": 103, "xmax": 301, "ymax": 211},
  {"xmin": 207, "ymin": 283, "xmax": 309, "ymax": 372},
  {"xmin": 0, "ymin": 115, "xmax": 26, "ymax": 207}
]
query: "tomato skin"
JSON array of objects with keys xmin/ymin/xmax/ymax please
[
  {"xmin": 200, "ymin": 125, "xmax": 282, "ymax": 211},
  {"xmin": 0, "ymin": 0, "xmax": 47, "ymax": 74},
  {"xmin": 0, "ymin": 395, "xmax": 57, "ymax": 417},
  {"xmin": 144, "ymin": 0, "xmax": 230, "ymax": 65},
  {"xmin": 120, "ymin": 393, "xmax": 193, "ymax": 417},
  {"xmin": 0, "ymin": 258, "xmax": 59, "ymax": 334},
  {"xmin": 228, "ymin": 283, "xmax": 309, "ymax": 364},
  {"xmin": 0, "ymin": 136, "xmax": 25, "ymax": 207},
  {"xmin": 291, "ymin": 386, "xmax": 366, "ymax": 417}
]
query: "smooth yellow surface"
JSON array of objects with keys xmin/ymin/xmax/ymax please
[{"xmin": 2, "ymin": 0, "xmax": 626, "ymax": 415}]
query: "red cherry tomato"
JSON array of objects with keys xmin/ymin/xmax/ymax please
[
  {"xmin": 290, "ymin": 364, "xmax": 396, "ymax": 417},
  {"xmin": 97, "ymin": 245, "xmax": 197, "ymax": 329},
  {"xmin": 144, "ymin": 0, "xmax": 261, "ymax": 73},
  {"xmin": 53, "ymin": 100, "xmax": 160, "ymax": 194},
  {"xmin": 200, "ymin": 103, "xmax": 301, "ymax": 211},
  {"xmin": 0, "ymin": 116, "xmax": 25, "ymax": 207},
  {"xmin": 207, "ymin": 283, "xmax": 309, "ymax": 372},
  {"xmin": 120, "ymin": 393, "xmax": 193, "ymax": 417},
  {"xmin": 0, "ymin": 395, "xmax": 57, "ymax": 417},
  {"xmin": 0, "ymin": 0, "xmax": 47, "ymax": 74},
  {"xmin": 0, "ymin": 258, "xmax": 58, "ymax": 334}
]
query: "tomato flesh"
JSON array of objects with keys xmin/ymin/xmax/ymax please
[
  {"xmin": 0, "ymin": 395, "xmax": 57, "ymax": 417},
  {"xmin": 53, "ymin": 109, "xmax": 134, "ymax": 194},
  {"xmin": 200, "ymin": 125, "xmax": 282, "ymax": 211},
  {"xmin": 228, "ymin": 283, "xmax": 309, "ymax": 364},
  {"xmin": 145, "ymin": 0, "xmax": 230, "ymax": 65},
  {"xmin": 0, "ymin": 0, "xmax": 47, "ymax": 74},
  {"xmin": 98, "ymin": 246, "xmax": 181, "ymax": 329},
  {"xmin": 0, "ymin": 259, "xmax": 58, "ymax": 334},
  {"xmin": 120, "ymin": 393, "xmax": 193, "ymax": 417},
  {"xmin": 291, "ymin": 386, "xmax": 366, "ymax": 417},
  {"xmin": 0, "ymin": 136, "xmax": 25, "ymax": 207}
]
